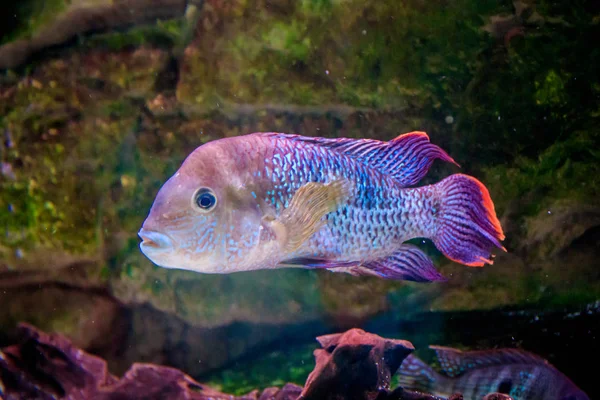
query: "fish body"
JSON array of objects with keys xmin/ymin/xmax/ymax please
[
  {"xmin": 397, "ymin": 347, "xmax": 590, "ymax": 400},
  {"xmin": 138, "ymin": 132, "xmax": 505, "ymax": 281}
]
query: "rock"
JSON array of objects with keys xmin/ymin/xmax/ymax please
[
  {"xmin": 258, "ymin": 383, "xmax": 303, "ymax": 400},
  {"xmin": 386, "ymin": 386, "xmax": 446, "ymax": 399},
  {"xmin": 0, "ymin": 257, "xmax": 129, "ymax": 361},
  {"xmin": 0, "ymin": 324, "xmax": 519, "ymax": 400},
  {"xmin": 0, "ymin": 322, "xmax": 117, "ymax": 400},
  {"xmin": 108, "ymin": 303, "xmax": 327, "ymax": 377},
  {"xmin": 524, "ymin": 203, "xmax": 600, "ymax": 259},
  {"xmin": 0, "ymin": 323, "xmax": 262, "ymax": 400},
  {"xmin": 482, "ymin": 394, "xmax": 513, "ymax": 400},
  {"xmin": 92, "ymin": 363, "xmax": 240, "ymax": 400},
  {"xmin": 299, "ymin": 328, "xmax": 415, "ymax": 400}
]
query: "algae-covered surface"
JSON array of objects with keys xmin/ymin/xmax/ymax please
[{"xmin": 0, "ymin": 0, "xmax": 599, "ymax": 392}]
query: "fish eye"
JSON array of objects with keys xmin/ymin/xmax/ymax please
[{"xmin": 193, "ymin": 188, "xmax": 217, "ymax": 212}]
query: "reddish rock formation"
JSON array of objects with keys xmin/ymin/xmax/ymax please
[
  {"xmin": 299, "ymin": 328, "xmax": 415, "ymax": 400},
  {"xmin": 482, "ymin": 394, "xmax": 513, "ymax": 400},
  {"xmin": 0, "ymin": 324, "xmax": 505, "ymax": 400},
  {"xmin": 0, "ymin": 323, "xmax": 298, "ymax": 400}
]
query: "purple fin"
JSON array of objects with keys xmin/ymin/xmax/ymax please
[
  {"xmin": 257, "ymin": 132, "xmax": 457, "ymax": 187},
  {"xmin": 429, "ymin": 346, "xmax": 550, "ymax": 378},
  {"xmin": 385, "ymin": 132, "xmax": 459, "ymax": 186},
  {"xmin": 352, "ymin": 245, "xmax": 447, "ymax": 282},
  {"xmin": 432, "ymin": 174, "xmax": 506, "ymax": 267},
  {"xmin": 285, "ymin": 245, "xmax": 446, "ymax": 283},
  {"xmin": 396, "ymin": 354, "xmax": 442, "ymax": 393}
]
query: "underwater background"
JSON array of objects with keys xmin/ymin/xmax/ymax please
[{"xmin": 0, "ymin": 0, "xmax": 598, "ymax": 398}]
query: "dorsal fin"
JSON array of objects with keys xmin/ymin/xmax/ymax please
[
  {"xmin": 429, "ymin": 346, "xmax": 550, "ymax": 378},
  {"xmin": 257, "ymin": 132, "xmax": 458, "ymax": 187}
]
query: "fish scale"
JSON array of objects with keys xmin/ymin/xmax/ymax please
[{"xmin": 258, "ymin": 136, "xmax": 437, "ymax": 261}]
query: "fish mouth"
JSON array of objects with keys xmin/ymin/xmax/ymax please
[{"xmin": 138, "ymin": 228, "xmax": 173, "ymax": 250}]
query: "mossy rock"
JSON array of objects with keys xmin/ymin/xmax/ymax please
[{"xmin": 1, "ymin": 0, "xmax": 599, "ymax": 345}]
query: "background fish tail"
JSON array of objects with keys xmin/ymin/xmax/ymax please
[
  {"xmin": 432, "ymin": 174, "xmax": 505, "ymax": 267},
  {"xmin": 397, "ymin": 354, "xmax": 448, "ymax": 395}
]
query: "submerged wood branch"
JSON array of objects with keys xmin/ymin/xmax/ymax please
[{"xmin": 0, "ymin": 0, "xmax": 193, "ymax": 70}]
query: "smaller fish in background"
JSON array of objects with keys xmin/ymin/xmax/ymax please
[
  {"xmin": 397, "ymin": 346, "xmax": 590, "ymax": 400},
  {"xmin": 3, "ymin": 129, "xmax": 14, "ymax": 149},
  {"xmin": 1, "ymin": 162, "xmax": 16, "ymax": 180}
]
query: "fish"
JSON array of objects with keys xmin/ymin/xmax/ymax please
[
  {"xmin": 1, "ymin": 162, "xmax": 16, "ymax": 180},
  {"xmin": 3, "ymin": 129, "xmax": 14, "ymax": 149},
  {"xmin": 138, "ymin": 131, "xmax": 505, "ymax": 282},
  {"xmin": 397, "ymin": 346, "xmax": 590, "ymax": 400}
]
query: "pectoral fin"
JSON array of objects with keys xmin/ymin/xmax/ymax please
[{"xmin": 264, "ymin": 180, "xmax": 351, "ymax": 253}]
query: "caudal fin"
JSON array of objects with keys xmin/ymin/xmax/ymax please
[
  {"xmin": 397, "ymin": 354, "xmax": 444, "ymax": 394},
  {"xmin": 433, "ymin": 174, "xmax": 505, "ymax": 267}
]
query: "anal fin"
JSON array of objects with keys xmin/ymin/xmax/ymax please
[
  {"xmin": 351, "ymin": 245, "xmax": 447, "ymax": 282},
  {"xmin": 285, "ymin": 245, "xmax": 446, "ymax": 283}
]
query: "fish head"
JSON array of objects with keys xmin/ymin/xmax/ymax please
[{"xmin": 138, "ymin": 139, "xmax": 263, "ymax": 273}]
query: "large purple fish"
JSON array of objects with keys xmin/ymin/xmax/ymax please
[
  {"xmin": 398, "ymin": 346, "xmax": 590, "ymax": 400},
  {"xmin": 138, "ymin": 131, "xmax": 505, "ymax": 281}
]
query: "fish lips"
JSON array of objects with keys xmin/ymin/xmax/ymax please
[{"xmin": 138, "ymin": 228, "xmax": 174, "ymax": 254}]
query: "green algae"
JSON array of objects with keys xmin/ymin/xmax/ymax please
[
  {"xmin": 0, "ymin": 48, "xmax": 168, "ymax": 259},
  {"xmin": 483, "ymin": 131, "xmax": 600, "ymax": 218},
  {"xmin": 176, "ymin": 0, "xmax": 504, "ymax": 108},
  {"xmin": 205, "ymin": 343, "xmax": 315, "ymax": 395},
  {"xmin": 1, "ymin": 0, "xmax": 68, "ymax": 45}
]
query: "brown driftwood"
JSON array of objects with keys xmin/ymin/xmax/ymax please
[{"xmin": 0, "ymin": 0, "xmax": 192, "ymax": 70}]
